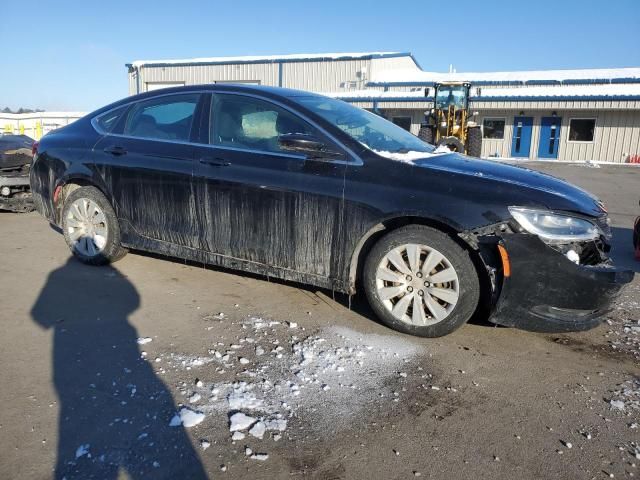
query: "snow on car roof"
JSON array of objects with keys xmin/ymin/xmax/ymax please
[
  {"xmin": 131, "ymin": 52, "xmax": 408, "ymax": 68},
  {"xmin": 326, "ymin": 83, "xmax": 640, "ymax": 101},
  {"xmin": 370, "ymin": 67, "xmax": 640, "ymax": 86}
]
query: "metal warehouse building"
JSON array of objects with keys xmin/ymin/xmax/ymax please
[{"xmin": 127, "ymin": 52, "xmax": 640, "ymax": 163}]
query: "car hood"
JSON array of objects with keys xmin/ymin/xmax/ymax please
[{"xmin": 412, "ymin": 153, "xmax": 604, "ymax": 217}]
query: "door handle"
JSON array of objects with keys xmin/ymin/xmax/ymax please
[
  {"xmin": 199, "ymin": 157, "xmax": 230, "ymax": 167},
  {"xmin": 103, "ymin": 146, "xmax": 127, "ymax": 156}
]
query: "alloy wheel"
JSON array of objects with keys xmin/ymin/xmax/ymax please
[
  {"xmin": 375, "ymin": 243, "xmax": 460, "ymax": 326},
  {"xmin": 66, "ymin": 197, "xmax": 108, "ymax": 257}
]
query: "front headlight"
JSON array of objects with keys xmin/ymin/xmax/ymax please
[{"xmin": 508, "ymin": 207, "xmax": 600, "ymax": 243}]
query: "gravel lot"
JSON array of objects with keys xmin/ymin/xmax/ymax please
[{"xmin": 0, "ymin": 163, "xmax": 638, "ymax": 479}]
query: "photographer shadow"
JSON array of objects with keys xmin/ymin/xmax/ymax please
[{"xmin": 31, "ymin": 258, "xmax": 208, "ymax": 479}]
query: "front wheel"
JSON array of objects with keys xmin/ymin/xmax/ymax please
[
  {"xmin": 466, "ymin": 126, "xmax": 483, "ymax": 158},
  {"xmin": 363, "ymin": 225, "xmax": 480, "ymax": 337},
  {"xmin": 61, "ymin": 186, "xmax": 128, "ymax": 265}
]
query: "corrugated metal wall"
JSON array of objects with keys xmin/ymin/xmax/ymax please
[
  {"xmin": 126, "ymin": 58, "xmax": 640, "ymax": 163},
  {"xmin": 130, "ymin": 56, "xmax": 421, "ymax": 95},
  {"xmin": 282, "ymin": 59, "xmax": 370, "ymax": 92},
  {"xmin": 558, "ymin": 110, "xmax": 640, "ymax": 162},
  {"xmin": 135, "ymin": 63, "xmax": 280, "ymax": 93},
  {"xmin": 474, "ymin": 110, "xmax": 640, "ymax": 161}
]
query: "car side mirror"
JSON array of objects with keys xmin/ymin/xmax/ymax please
[{"xmin": 278, "ymin": 133, "xmax": 345, "ymax": 161}]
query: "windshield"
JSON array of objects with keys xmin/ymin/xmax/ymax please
[
  {"xmin": 293, "ymin": 96, "xmax": 434, "ymax": 155},
  {"xmin": 435, "ymin": 85, "xmax": 467, "ymax": 109}
]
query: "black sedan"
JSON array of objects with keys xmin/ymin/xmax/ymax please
[{"xmin": 30, "ymin": 85, "xmax": 633, "ymax": 337}]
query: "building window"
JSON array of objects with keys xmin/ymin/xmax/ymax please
[
  {"xmin": 569, "ymin": 118, "xmax": 596, "ymax": 142},
  {"xmin": 340, "ymin": 81, "xmax": 358, "ymax": 90},
  {"xmin": 392, "ymin": 117, "xmax": 412, "ymax": 132},
  {"xmin": 483, "ymin": 119, "xmax": 505, "ymax": 139}
]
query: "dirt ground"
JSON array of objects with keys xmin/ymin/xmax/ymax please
[{"xmin": 0, "ymin": 163, "xmax": 638, "ymax": 480}]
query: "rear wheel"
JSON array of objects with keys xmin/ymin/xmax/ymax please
[
  {"xmin": 61, "ymin": 186, "xmax": 127, "ymax": 265},
  {"xmin": 418, "ymin": 125, "xmax": 434, "ymax": 144},
  {"xmin": 466, "ymin": 126, "xmax": 483, "ymax": 157},
  {"xmin": 363, "ymin": 225, "xmax": 480, "ymax": 337}
]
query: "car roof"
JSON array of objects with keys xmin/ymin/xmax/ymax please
[
  {"xmin": 132, "ymin": 84, "xmax": 323, "ymax": 101},
  {"xmin": 89, "ymin": 84, "xmax": 327, "ymax": 120}
]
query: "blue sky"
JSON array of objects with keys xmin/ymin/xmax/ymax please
[{"xmin": 2, "ymin": 0, "xmax": 639, "ymax": 111}]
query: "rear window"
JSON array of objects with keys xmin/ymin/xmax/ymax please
[
  {"xmin": 94, "ymin": 106, "xmax": 128, "ymax": 134},
  {"xmin": 124, "ymin": 94, "xmax": 200, "ymax": 141}
]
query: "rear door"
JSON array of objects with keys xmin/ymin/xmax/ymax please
[
  {"xmin": 92, "ymin": 93, "xmax": 203, "ymax": 247},
  {"xmin": 192, "ymin": 92, "xmax": 348, "ymax": 278}
]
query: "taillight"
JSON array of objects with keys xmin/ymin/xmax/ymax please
[{"xmin": 32, "ymin": 141, "xmax": 39, "ymax": 156}]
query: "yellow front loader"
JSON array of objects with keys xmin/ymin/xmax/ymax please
[{"xmin": 418, "ymin": 82, "xmax": 482, "ymax": 157}]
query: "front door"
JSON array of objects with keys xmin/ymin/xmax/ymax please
[
  {"xmin": 511, "ymin": 116, "xmax": 533, "ymax": 158},
  {"xmin": 538, "ymin": 116, "xmax": 562, "ymax": 159},
  {"xmin": 192, "ymin": 92, "xmax": 348, "ymax": 278},
  {"xmin": 92, "ymin": 92, "xmax": 202, "ymax": 247}
]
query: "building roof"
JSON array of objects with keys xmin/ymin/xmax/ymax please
[
  {"xmin": 369, "ymin": 67, "xmax": 640, "ymax": 86},
  {"xmin": 130, "ymin": 52, "xmax": 411, "ymax": 68},
  {"xmin": 326, "ymin": 83, "xmax": 640, "ymax": 102}
]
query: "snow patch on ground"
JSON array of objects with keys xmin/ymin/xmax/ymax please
[
  {"xmin": 161, "ymin": 318, "xmax": 424, "ymax": 462},
  {"xmin": 169, "ymin": 407, "xmax": 205, "ymax": 428}
]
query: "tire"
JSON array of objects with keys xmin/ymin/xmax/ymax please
[
  {"xmin": 363, "ymin": 225, "xmax": 480, "ymax": 337},
  {"xmin": 466, "ymin": 126, "xmax": 483, "ymax": 158},
  {"xmin": 418, "ymin": 125, "xmax": 434, "ymax": 145},
  {"xmin": 61, "ymin": 186, "xmax": 127, "ymax": 265},
  {"xmin": 634, "ymin": 216, "xmax": 640, "ymax": 250},
  {"xmin": 437, "ymin": 136, "xmax": 464, "ymax": 153}
]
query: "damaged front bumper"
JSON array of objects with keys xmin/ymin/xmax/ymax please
[
  {"xmin": 0, "ymin": 169, "xmax": 33, "ymax": 213},
  {"xmin": 489, "ymin": 234, "xmax": 634, "ymax": 333}
]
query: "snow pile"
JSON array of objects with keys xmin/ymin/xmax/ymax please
[
  {"xmin": 132, "ymin": 52, "xmax": 403, "ymax": 68},
  {"xmin": 606, "ymin": 283, "xmax": 640, "ymax": 360},
  {"xmin": 372, "ymin": 149, "xmax": 448, "ymax": 162},
  {"xmin": 162, "ymin": 320, "xmax": 423, "ymax": 460},
  {"xmin": 608, "ymin": 379, "xmax": 640, "ymax": 414},
  {"xmin": 327, "ymin": 83, "xmax": 640, "ymax": 102},
  {"xmin": 75, "ymin": 444, "xmax": 90, "ymax": 459},
  {"xmin": 371, "ymin": 144, "xmax": 451, "ymax": 163},
  {"xmin": 169, "ymin": 407, "xmax": 206, "ymax": 428},
  {"xmin": 372, "ymin": 66, "xmax": 640, "ymax": 85}
]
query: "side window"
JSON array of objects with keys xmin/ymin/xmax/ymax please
[
  {"xmin": 211, "ymin": 94, "xmax": 316, "ymax": 154},
  {"xmin": 124, "ymin": 94, "xmax": 199, "ymax": 141},
  {"xmin": 95, "ymin": 105, "xmax": 128, "ymax": 134}
]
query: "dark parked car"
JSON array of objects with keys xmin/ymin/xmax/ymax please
[
  {"xmin": 30, "ymin": 85, "xmax": 633, "ymax": 337},
  {"xmin": 0, "ymin": 133, "xmax": 34, "ymax": 170},
  {"xmin": 0, "ymin": 133, "xmax": 34, "ymax": 212}
]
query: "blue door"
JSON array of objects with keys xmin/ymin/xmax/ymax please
[
  {"xmin": 511, "ymin": 116, "xmax": 533, "ymax": 158},
  {"xmin": 538, "ymin": 116, "xmax": 562, "ymax": 159}
]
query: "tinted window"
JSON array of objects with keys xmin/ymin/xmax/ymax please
[
  {"xmin": 483, "ymin": 119, "xmax": 505, "ymax": 139},
  {"xmin": 124, "ymin": 94, "xmax": 199, "ymax": 141},
  {"xmin": 569, "ymin": 119, "xmax": 595, "ymax": 142},
  {"xmin": 294, "ymin": 96, "xmax": 434, "ymax": 155},
  {"xmin": 211, "ymin": 95, "xmax": 314, "ymax": 153},
  {"xmin": 95, "ymin": 106, "xmax": 128, "ymax": 134}
]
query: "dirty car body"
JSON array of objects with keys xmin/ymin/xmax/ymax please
[
  {"xmin": 0, "ymin": 134, "xmax": 34, "ymax": 212},
  {"xmin": 30, "ymin": 84, "xmax": 633, "ymax": 334}
]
